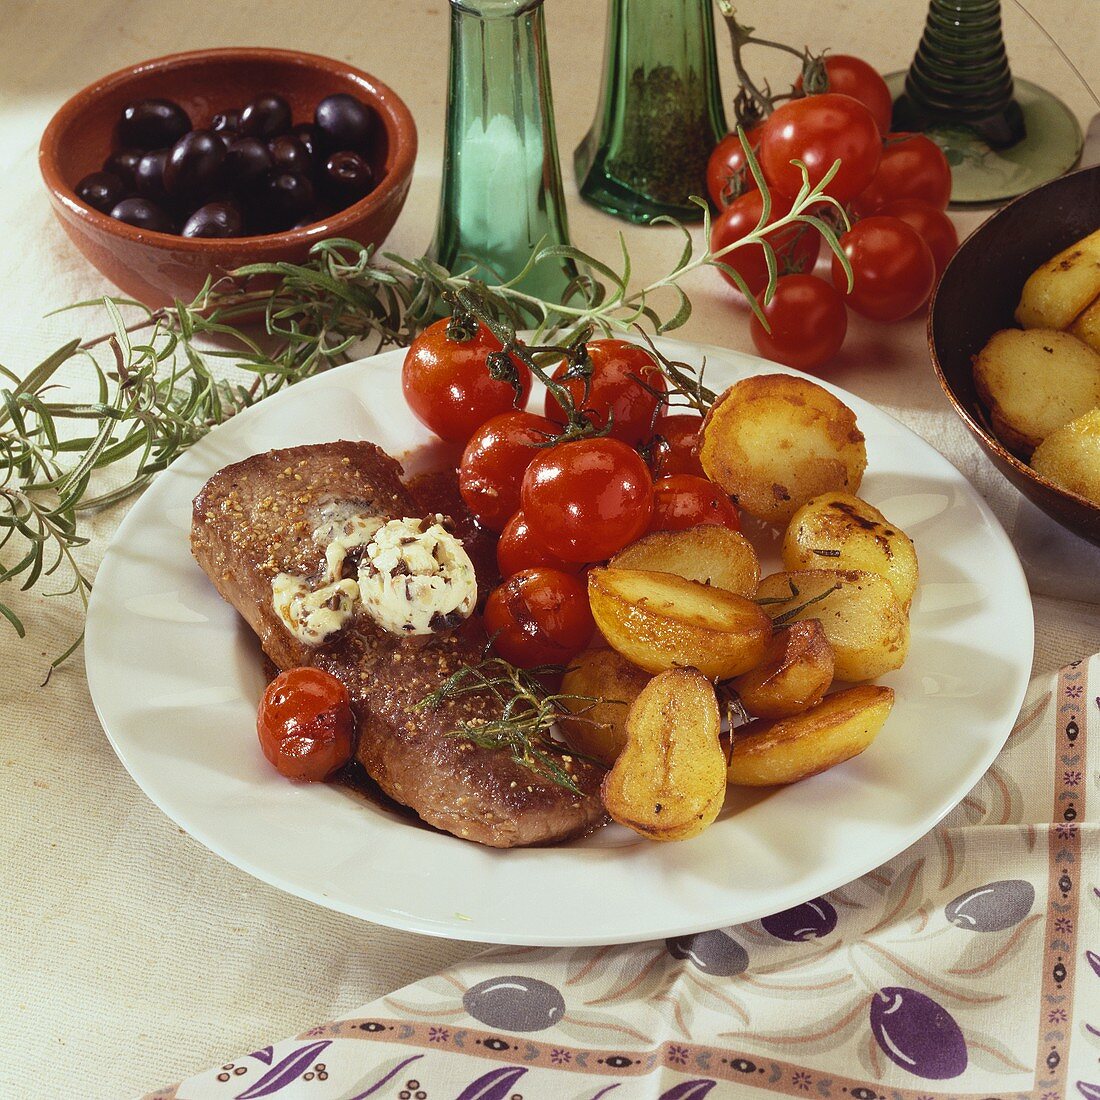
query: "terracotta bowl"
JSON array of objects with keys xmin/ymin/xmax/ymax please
[
  {"xmin": 929, "ymin": 164, "xmax": 1100, "ymax": 548},
  {"xmin": 39, "ymin": 48, "xmax": 417, "ymax": 308}
]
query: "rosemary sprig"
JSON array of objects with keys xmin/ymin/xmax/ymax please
[
  {"xmin": 416, "ymin": 655, "xmax": 608, "ymax": 795},
  {"xmin": 757, "ymin": 578, "xmax": 843, "ymax": 627}
]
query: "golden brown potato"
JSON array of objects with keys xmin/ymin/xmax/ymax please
[
  {"xmin": 1030, "ymin": 408, "xmax": 1100, "ymax": 505},
  {"xmin": 1069, "ymin": 295, "xmax": 1100, "ymax": 354},
  {"xmin": 558, "ymin": 647, "xmax": 652, "ymax": 766},
  {"xmin": 726, "ymin": 685, "xmax": 894, "ymax": 786},
  {"xmin": 602, "ymin": 668, "xmax": 726, "ymax": 841},
  {"xmin": 610, "ymin": 525, "xmax": 760, "ymax": 597},
  {"xmin": 782, "ymin": 491, "xmax": 919, "ymax": 610},
  {"xmin": 729, "ymin": 619, "xmax": 834, "ymax": 719},
  {"xmin": 972, "ymin": 328, "xmax": 1100, "ymax": 455},
  {"xmin": 755, "ymin": 569, "xmax": 909, "ymax": 682},
  {"xmin": 588, "ymin": 567, "xmax": 772, "ymax": 680},
  {"xmin": 1015, "ymin": 228, "xmax": 1100, "ymax": 330},
  {"xmin": 699, "ymin": 374, "xmax": 867, "ymax": 525}
]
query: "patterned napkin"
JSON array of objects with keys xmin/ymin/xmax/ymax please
[{"xmin": 146, "ymin": 654, "xmax": 1099, "ymax": 1099}]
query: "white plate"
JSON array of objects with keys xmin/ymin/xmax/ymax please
[{"xmin": 85, "ymin": 339, "xmax": 1034, "ymax": 946}]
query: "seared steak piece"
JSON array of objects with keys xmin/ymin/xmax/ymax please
[{"xmin": 191, "ymin": 440, "xmax": 607, "ymax": 847}]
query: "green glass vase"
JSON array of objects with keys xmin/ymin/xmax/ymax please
[
  {"xmin": 429, "ymin": 0, "xmax": 573, "ymax": 301},
  {"xmin": 575, "ymin": 0, "xmax": 727, "ymax": 224}
]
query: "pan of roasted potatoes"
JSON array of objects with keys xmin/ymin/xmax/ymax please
[{"xmin": 930, "ymin": 163, "xmax": 1100, "ymax": 545}]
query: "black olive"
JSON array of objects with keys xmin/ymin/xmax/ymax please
[
  {"xmin": 258, "ymin": 171, "xmax": 315, "ymax": 231},
  {"xmin": 134, "ymin": 149, "xmax": 171, "ymax": 204},
  {"xmin": 75, "ymin": 171, "xmax": 128, "ymax": 214},
  {"xmin": 268, "ymin": 135, "xmax": 313, "ymax": 177},
  {"xmin": 102, "ymin": 149, "xmax": 143, "ymax": 191},
  {"xmin": 224, "ymin": 137, "xmax": 274, "ymax": 195},
  {"xmin": 291, "ymin": 123, "xmax": 321, "ymax": 164},
  {"xmin": 163, "ymin": 130, "xmax": 226, "ymax": 202},
  {"xmin": 240, "ymin": 93, "xmax": 292, "ymax": 139},
  {"xmin": 109, "ymin": 197, "xmax": 176, "ymax": 234},
  {"xmin": 182, "ymin": 201, "xmax": 245, "ymax": 238},
  {"xmin": 322, "ymin": 151, "xmax": 375, "ymax": 207},
  {"xmin": 211, "ymin": 109, "xmax": 242, "ymax": 135},
  {"xmin": 314, "ymin": 93, "xmax": 375, "ymax": 153},
  {"xmin": 116, "ymin": 98, "xmax": 191, "ymax": 151}
]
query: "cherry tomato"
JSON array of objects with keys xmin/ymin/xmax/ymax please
[
  {"xmin": 851, "ymin": 133, "xmax": 952, "ymax": 216},
  {"xmin": 521, "ymin": 437, "xmax": 654, "ymax": 563},
  {"xmin": 831, "ymin": 215, "xmax": 936, "ymax": 322},
  {"xmin": 706, "ymin": 126, "xmax": 763, "ymax": 207},
  {"xmin": 795, "ymin": 55, "xmax": 893, "ymax": 135},
  {"xmin": 749, "ymin": 274, "xmax": 848, "ymax": 371},
  {"xmin": 760, "ymin": 93, "xmax": 881, "ymax": 203},
  {"xmin": 544, "ymin": 339, "xmax": 667, "ymax": 445},
  {"xmin": 877, "ymin": 198, "xmax": 958, "ymax": 277},
  {"xmin": 710, "ymin": 189, "xmax": 822, "ymax": 298},
  {"xmin": 257, "ymin": 667, "xmax": 355, "ymax": 782},
  {"xmin": 401, "ymin": 317, "xmax": 531, "ymax": 444},
  {"xmin": 484, "ymin": 568, "xmax": 595, "ymax": 667},
  {"xmin": 648, "ymin": 412, "xmax": 705, "ymax": 478},
  {"xmin": 650, "ymin": 474, "xmax": 741, "ymax": 533},
  {"xmin": 497, "ymin": 511, "xmax": 583, "ymax": 577},
  {"xmin": 458, "ymin": 411, "xmax": 557, "ymax": 532}
]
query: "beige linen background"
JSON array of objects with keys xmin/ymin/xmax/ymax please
[{"xmin": 1, "ymin": 2, "xmax": 1098, "ymax": 1097}]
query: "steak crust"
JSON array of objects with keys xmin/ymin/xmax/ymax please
[{"xmin": 191, "ymin": 440, "xmax": 607, "ymax": 847}]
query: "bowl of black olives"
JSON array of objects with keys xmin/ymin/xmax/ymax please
[{"xmin": 40, "ymin": 48, "xmax": 417, "ymax": 307}]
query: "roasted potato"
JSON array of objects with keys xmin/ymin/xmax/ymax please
[
  {"xmin": 1030, "ymin": 407, "xmax": 1100, "ymax": 505},
  {"xmin": 782, "ymin": 491, "xmax": 919, "ymax": 610},
  {"xmin": 611, "ymin": 525, "xmax": 760, "ymax": 597},
  {"xmin": 1069, "ymin": 295, "xmax": 1100, "ymax": 354},
  {"xmin": 699, "ymin": 374, "xmax": 867, "ymax": 525},
  {"xmin": 1015, "ymin": 228, "xmax": 1100, "ymax": 330},
  {"xmin": 558, "ymin": 647, "xmax": 652, "ymax": 766},
  {"xmin": 972, "ymin": 328, "xmax": 1100, "ymax": 455},
  {"xmin": 726, "ymin": 685, "xmax": 894, "ymax": 786},
  {"xmin": 588, "ymin": 567, "xmax": 772, "ymax": 680},
  {"xmin": 602, "ymin": 668, "xmax": 726, "ymax": 841},
  {"xmin": 729, "ymin": 619, "xmax": 834, "ymax": 719},
  {"xmin": 755, "ymin": 569, "xmax": 909, "ymax": 682}
]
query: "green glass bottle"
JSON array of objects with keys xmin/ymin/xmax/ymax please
[
  {"xmin": 430, "ymin": 0, "xmax": 572, "ymax": 300},
  {"xmin": 575, "ymin": 0, "xmax": 728, "ymax": 224}
]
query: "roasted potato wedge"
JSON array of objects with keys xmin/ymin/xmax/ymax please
[
  {"xmin": 726, "ymin": 685, "xmax": 894, "ymax": 786},
  {"xmin": 1069, "ymin": 294, "xmax": 1100, "ymax": 355},
  {"xmin": 1031, "ymin": 408, "xmax": 1100, "ymax": 505},
  {"xmin": 602, "ymin": 668, "xmax": 726, "ymax": 841},
  {"xmin": 611, "ymin": 525, "xmax": 760, "ymax": 597},
  {"xmin": 755, "ymin": 569, "xmax": 909, "ymax": 682},
  {"xmin": 972, "ymin": 328, "xmax": 1100, "ymax": 455},
  {"xmin": 699, "ymin": 374, "xmax": 867, "ymax": 525},
  {"xmin": 1015, "ymin": 228, "xmax": 1100, "ymax": 330},
  {"xmin": 558, "ymin": 647, "xmax": 652, "ymax": 766},
  {"xmin": 782, "ymin": 491, "xmax": 919, "ymax": 610},
  {"xmin": 730, "ymin": 619, "xmax": 834, "ymax": 719},
  {"xmin": 588, "ymin": 567, "xmax": 772, "ymax": 680}
]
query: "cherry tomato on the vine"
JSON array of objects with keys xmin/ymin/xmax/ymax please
[
  {"xmin": 458, "ymin": 411, "xmax": 557, "ymax": 533},
  {"xmin": 521, "ymin": 437, "xmax": 653, "ymax": 563},
  {"xmin": 710, "ymin": 189, "xmax": 822, "ymax": 298},
  {"xmin": 795, "ymin": 55, "xmax": 893, "ymax": 135},
  {"xmin": 760, "ymin": 93, "xmax": 881, "ymax": 204},
  {"xmin": 851, "ymin": 133, "xmax": 952, "ymax": 216},
  {"xmin": 749, "ymin": 274, "xmax": 848, "ymax": 371},
  {"xmin": 544, "ymin": 339, "xmax": 667, "ymax": 445},
  {"xmin": 706, "ymin": 126, "xmax": 763, "ymax": 207},
  {"xmin": 831, "ymin": 215, "xmax": 936, "ymax": 323},
  {"xmin": 257, "ymin": 667, "xmax": 355, "ymax": 782},
  {"xmin": 402, "ymin": 317, "xmax": 531, "ymax": 444},
  {"xmin": 648, "ymin": 412, "xmax": 705, "ymax": 478},
  {"xmin": 484, "ymin": 567, "xmax": 595, "ymax": 667},
  {"xmin": 497, "ymin": 511, "xmax": 583, "ymax": 578},
  {"xmin": 878, "ymin": 198, "xmax": 958, "ymax": 277},
  {"xmin": 650, "ymin": 474, "xmax": 741, "ymax": 534}
]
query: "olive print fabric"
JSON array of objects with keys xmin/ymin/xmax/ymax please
[{"xmin": 146, "ymin": 654, "xmax": 1099, "ymax": 1099}]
